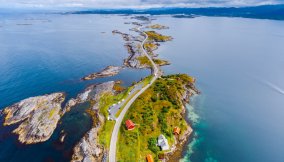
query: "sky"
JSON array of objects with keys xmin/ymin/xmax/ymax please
[{"xmin": 0, "ymin": 0, "xmax": 283, "ymax": 9}]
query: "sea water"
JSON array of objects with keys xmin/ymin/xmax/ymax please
[{"xmin": 1, "ymin": 13, "xmax": 284, "ymax": 162}]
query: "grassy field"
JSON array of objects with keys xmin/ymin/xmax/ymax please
[
  {"xmin": 145, "ymin": 31, "xmax": 172, "ymax": 42},
  {"xmin": 92, "ymin": 77, "xmax": 155, "ymax": 149},
  {"xmin": 144, "ymin": 42, "xmax": 158, "ymax": 53},
  {"xmin": 117, "ymin": 74, "xmax": 195, "ymax": 161},
  {"xmin": 146, "ymin": 24, "xmax": 169, "ymax": 30},
  {"xmin": 137, "ymin": 56, "xmax": 170, "ymax": 67},
  {"xmin": 97, "ymin": 86, "xmax": 138, "ymax": 148},
  {"xmin": 84, "ymin": 82, "xmax": 132, "ymax": 149}
]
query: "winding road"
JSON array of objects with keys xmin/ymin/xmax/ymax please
[{"xmin": 108, "ymin": 26, "xmax": 160, "ymax": 162}]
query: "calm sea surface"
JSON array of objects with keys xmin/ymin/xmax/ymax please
[{"xmin": 0, "ymin": 14, "xmax": 284, "ymax": 162}]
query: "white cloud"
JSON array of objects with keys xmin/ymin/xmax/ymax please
[{"xmin": 0, "ymin": 0, "xmax": 283, "ymax": 8}]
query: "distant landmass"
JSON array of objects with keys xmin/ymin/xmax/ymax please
[{"xmin": 71, "ymin": 4, "xmax": 284, "ymax": 20}]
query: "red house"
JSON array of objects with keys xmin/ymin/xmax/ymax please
[{"xmin": 125, "ymin": 119, "xmax": 135, "ymax": 130}]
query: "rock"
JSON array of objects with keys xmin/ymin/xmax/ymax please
[
  {"xmin": 62, "ymin": 81, "xmax": 116, "ymax": 115},
  {"xmin": 71, "ymin": 81, "xmax": 116, "ymax": 162},
  {"xmin": 59, "ymin": 132, "xmax": 67, "ymax": 143},
  {"xmin": 82, "ymin": 66, "xmax": 123, "ymax": 81},
  {"xmin": 124, "ymin": 42, "xmax": 147, "ymax": 69},
  {"xmin": 71, "ymin": 114, "xmax": 105, "ymax": 162},
  {"xmin": 2, "ymin": 93, "xmax": 65, "ymax": 144},
  {"xmin": 61, "ymin": 98, "xmax": 77, "ymax": 115},
  {"xmin": 165, "ymin": 79, "xmax": 199, "ymax": 161}
]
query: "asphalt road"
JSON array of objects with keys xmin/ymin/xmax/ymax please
[
  {"xmin": 108, "ymin": 26, "xmax": 160, "ymax": 162},
  {"xmin": 108, "ymin": 83, "xmax": 143, "ymax": 120}
]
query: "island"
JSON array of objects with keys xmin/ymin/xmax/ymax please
[
  {"xmin": 81, "ymin": 66, "xmax": 123, "ymax": 81},
  {"xmin": 117, "ymin": 74, "xmax": 199, "ymax": 161},
  {"xmin": 2, "ymin": 93, "xmax": 65, "ymax": 144},
  {"xmin": 146, "ymin": 24, "xmax": 169, "ymax": 30}
]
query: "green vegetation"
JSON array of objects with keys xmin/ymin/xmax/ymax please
[
  {"xmin": 146, "ymin": 24, "xmax": 169, "ymax": 30},
  {"xmin": 145, "ymin": 31, "xmax": 172, "ymax": 42},
  {"xmin": 153, "ymin": 59, "xmax": 170, "ymax": 66},
  {"xmin": 117, "ymin": 128, "xmax": 140, "ymax": 162},
  {"xmin": 144, "ymin": 42, "xmax": 158, "ymax": 52},
  {"xmin": 85, "ymin": 82, "xmax": 133, "ymax": 149},
  {"xmin": 48, "ymin": 108, "xmax": 57, "ymax": 119},
  {"xmin": 117, "ymin": 74, "xmax": 195, "ymax": 161},
  {"xmin": 137, "ymin": 56, "xmax": 151, "ymax": 66},
  {"xmin": 137, "ymin": 56, "xmax": 170, "ymax": 67},
  {"xmin": 113, "ymin": 81, "xmax": 126, "ymax": 93},
  {"xmin": 148, "ymin": 137, "xmax": 160, "ymax": 154}
]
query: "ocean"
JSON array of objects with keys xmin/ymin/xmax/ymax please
[{"xmin": 1, "ymin": 13, "xmax": 284, "ymax": 162}]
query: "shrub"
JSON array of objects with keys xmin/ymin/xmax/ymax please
[{"xmin": 148, "ymin": 138, "xmax": 160, "ymax": 154}]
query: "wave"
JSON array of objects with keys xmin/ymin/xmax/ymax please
[{"xmin": 262, "ymin": 80, "xmax": 284, "ymax": 95}]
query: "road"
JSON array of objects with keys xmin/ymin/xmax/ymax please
[
  {"xmin": 108, "ymin": 26, "xmax": 160, "ymax": 162},
  {"xmin": 108, "ymin": 83, "xmax": 143, "ymax": 120}
]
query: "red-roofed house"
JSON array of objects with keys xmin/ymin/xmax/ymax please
[
  {"xmin": 125, "ymin": 119, "xmax": 135, "ymax": 130},
  {"xmin": 146, "ymin": 154, "xmax": 154, "ymax": 162}
]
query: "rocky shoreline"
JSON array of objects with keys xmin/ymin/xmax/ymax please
[
  {"xmin": 166, "ymin": 79, "xmax": 200, "ymax": 161},
  {"xmin": 113, "ymin": 21, "xmax": 172, "ymax": 70},
  {"xmin": 81, "ymin": 66, "xmax": 123, "ymax": 81},
  {"xmin": 0, "ymin": 16, "xmax": 199, "ymax": 162},
  {"xmin": 2, "ymin": 93, "xmax": 65, "ymax": 144},
  {"xmin": 70, "ymin": 81, "xmax": 115, "ymax": 162}
]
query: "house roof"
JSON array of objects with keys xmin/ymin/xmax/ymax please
[
  {"xmin": 146, "ymin": 154, "xmax": 154, "ymax": 162},
  {"xmin": 125, "ymin": 119, "xmax": 135, "ymax": 129},
  {"xmin": 157, "ymin": 134, "xmax": 170, "ymax": 150},
  {"xmin": 173, "ymin": 127, "xmax": 181, "ymax": 134}
]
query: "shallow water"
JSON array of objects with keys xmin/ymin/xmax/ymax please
[{"xmin": 0, "ymin": 14, "xmax": 284, "ymax": 162}]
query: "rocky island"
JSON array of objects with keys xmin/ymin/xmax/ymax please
[
  {"xmin": 113, "ymin": 22, "xmax": 173, "ymax": 70},
  {"xmin": 2, "ymin": 93, "xmax": 65, "ymax": 144},
  {"xmin": 146, "ymin": 24, "xmax": 169, "ymax": 30},
  {"xmin": 81, "ymin": 66, "xmax": 123, "ymax": 81}
]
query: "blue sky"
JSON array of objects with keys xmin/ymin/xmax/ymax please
[{"xmin": 0, "ymin": 0, "xmax": 283, "ymax": 8}]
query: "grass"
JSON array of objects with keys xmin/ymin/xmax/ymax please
[
  {"xmin": 144, "ymin": 42, "xmax": 158, "ymax": 52},
  {"xmin": 84, "ymin": 81, "xmax": 133, "ymax": 149},
  {"xmin": 97, "ymin": 91, "xmax": 129, "ymax": 148},
  {"xmin": 48, "ymin": 108, "xmax": 57, "ymax": 119},
  {"xmin": 117, "ymin": 74, "xmax": 195, "ymax": 161},
  {"xmin": 117, "ymin": 128, "xmax": 140, "ymax": 162},
  {"xmin": 146, "ymin": 24, "xmax": 169, "ymax": 30},
  {"xmin": 115, "ymin": 75, "xmax": 153, "ymax": 118},
  {"xmin": 137, "ymin": 56, "xmax": 152, "ymax": 67},
  {"xmin": 95, "ymin": 78, "xmax": 151, "ymax": 148},
  {"xmin": 137, "ymin": 56, "xmax": 169, "ymax": 67},
  {"xmin": 145, "ymin": 31, "xmax": 172, "ymax": 42},
  {"xmin": 153, "ymin": 59, "xmax": 170, "ymax": 66}
]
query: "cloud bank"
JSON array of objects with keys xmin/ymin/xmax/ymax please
[{"xmin": 1, "ymin": 0, "xmax": 284, "ymax": 8}]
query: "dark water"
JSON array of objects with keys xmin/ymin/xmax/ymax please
[
  {"xmin": 1, "ymin": 14, "xmax": 284, "ymax": 162},
  {"xmin": 0, "ymin": 14, "xmax": 149, "ymax": 162}
]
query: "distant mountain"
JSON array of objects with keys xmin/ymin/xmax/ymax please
[{"xmin": 71, "ymin": 5, "xmax": 284, "ymax": 20}]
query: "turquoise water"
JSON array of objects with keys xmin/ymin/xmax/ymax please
[{"xmin": 1, "ymin": 13, "xmax": 284, "ymax": 162}]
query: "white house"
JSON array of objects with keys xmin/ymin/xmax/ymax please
[{"xmin": 157, "ymin": 134, "xmax": 170, "ymax": 151}]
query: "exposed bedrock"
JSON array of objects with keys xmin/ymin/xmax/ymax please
[{"xmin": 2, "ymin": 93, "xmax": 65, "ymax": 144}]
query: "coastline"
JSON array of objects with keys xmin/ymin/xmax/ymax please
[{"xmin": 0, "ymin": 15, "xmax": 199, "ymax": 162}]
